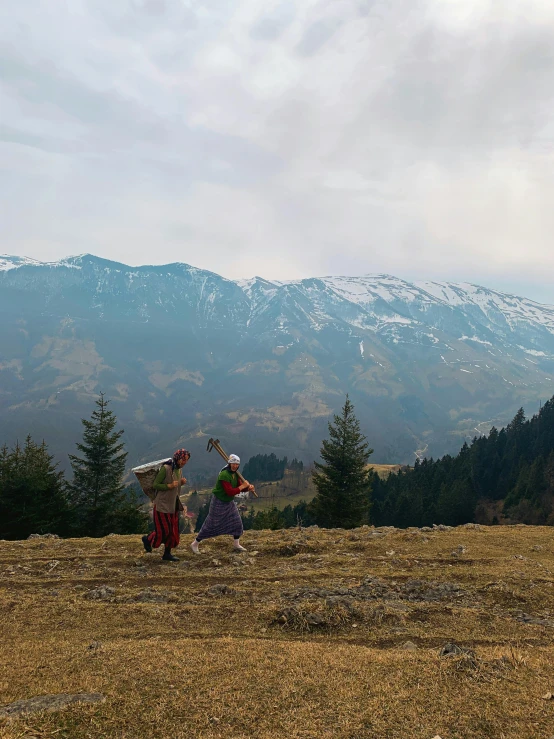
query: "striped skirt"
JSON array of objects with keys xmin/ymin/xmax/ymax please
[
  {"xmin": 196, "ymin": 495, "xmax": 243, "ymax": 541},
  {"xmin": 147, "ymin": 507, "xmax": 180, "ymax": 549}
]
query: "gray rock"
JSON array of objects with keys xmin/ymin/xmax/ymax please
[
  {"xmin": 439, "ymin": 643, "xmax": 474, "ymax": 657},
  {"xmin": 27, "ymin": 533, "xmax": 60, "ymax": 540},
  {"xmin": 399, "ymin": 641, "xmax": 418, "ymax": 651},
  {"xmin": 133, "ymin": 589, "xmax": 169, "ymax": 603},
  {"xmin": 85, "ymin": 586, "xmax": 116, "ymax": 601},
  {"xmin": 207, "ymin": 584, "xmax": 234, "ymax": 596},
  {"xmin": 305, "ymin": 612, "xmax": 325, "ymax": 626},
  {"xmin": 517, "ymin": 613, "xmax": 554, "ymax": 627},
  {"xmin": 0, "ymin": 693, "xmax": 105, "ymax": 720},
  {"xmin": 325, "ymin": 596, "xmax": 355, "ymax": 612}
]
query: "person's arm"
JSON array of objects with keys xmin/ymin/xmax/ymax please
[
  {"xmin": 221, "ymin": 480, "xmax": 242, "ymax": 497},
  {"xmin": 153, "ymin": 465, "xmax": 170, "ymax": 491}
]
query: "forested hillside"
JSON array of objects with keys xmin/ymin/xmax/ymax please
[
  {"xmin": 371, "ymin": 396, "xmax": 554, "ymax": 527},
  {"xmin": 2, "ymin": 255, "xmax": 554, "ymax": 471}
]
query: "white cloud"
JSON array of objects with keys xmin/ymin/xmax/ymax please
[{"xmin": 1, "ymin": 0, "xmax": 553, "ymax": 303}]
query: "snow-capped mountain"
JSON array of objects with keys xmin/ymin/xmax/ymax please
[{"xmin": 1, "ymin": 254, "xmax": 553, "ymax": 471}]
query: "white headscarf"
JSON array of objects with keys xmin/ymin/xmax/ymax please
[{"xmin": 228, "ymin": 454, "xmax": 240, "ymax": 465}]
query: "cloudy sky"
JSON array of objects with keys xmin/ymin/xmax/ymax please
[{"xmin": 1, "ymin": 0, "xmax": 554, "ymax": 302}]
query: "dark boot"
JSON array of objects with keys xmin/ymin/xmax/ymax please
[
  {"xmin": 162, "ymin": 548, "xmax": 179, "ymax": 562},
  {"xmin": 142, "ymin": 535, "xmax": 152, "ymax": 553}
]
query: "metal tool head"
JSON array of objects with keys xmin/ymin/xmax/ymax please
[{"xmin": 207, "ymin": 438, "xmax": 221, "ymax": 453}]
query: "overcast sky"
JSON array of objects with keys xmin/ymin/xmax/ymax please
[{"xmin": 1, "ymin": 0, "xmax": 554, "ymax": 302}]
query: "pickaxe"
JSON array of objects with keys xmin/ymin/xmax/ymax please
[{"xmin": 207, "ymin": 438, "xmax": 258, "ymax": 497}]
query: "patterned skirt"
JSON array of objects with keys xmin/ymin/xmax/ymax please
[
  {"xmin": 196, "ymin": 495, "xmax": 243, "ymax": 541},
  {"xmin": 147, "ymin": 507, "xmax": 180, "ymax": 549}
]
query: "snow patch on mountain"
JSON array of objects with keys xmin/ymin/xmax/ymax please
[
  {"xmin": 0, "ymin": 255, "xmax": 44, "ymax": 271},
  {"xmin": 460, "ymin": 335, "xmax": 493, "ymax": 346},
  {"xmin": 418, "ymin": 280, "xmax": 554, "ymax": 333}
]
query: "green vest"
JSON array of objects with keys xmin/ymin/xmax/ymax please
[{"xmin": 212, "ymin": 468, "xmax": 240, "ymax": 503}]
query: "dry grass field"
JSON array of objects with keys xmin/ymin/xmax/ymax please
[{"xmin": 1, "ymin": 524, "xmax": 553, "ymax": 739}]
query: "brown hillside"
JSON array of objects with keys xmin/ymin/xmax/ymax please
[
  {"xmin": 1, "ymin": 525, "xmax": 553, "ymax": 739},
  {"xmin": 369, "ymin": 463, "xmax": 407, "ymax": 477}
]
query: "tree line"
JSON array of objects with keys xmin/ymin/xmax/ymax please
[
  {"xmin": 371, "ymin": 399, "xmax": 554, "ymax": 528},
  {"xmin": 199, "ymin": 394, "xmax": 554, "ymax": 533},
  {"xmin": 0, "ymin": 394, "xmax": 147, "ymax": 541},
  {"xmin": 3, "ymin": 391, "xmax": 554, "ymax": 540},
  {"xmin": 242, "ymin": 453, "xmax": 303, "ymax": 482}
]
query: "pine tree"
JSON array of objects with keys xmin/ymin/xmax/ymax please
[
  {"xmin": 0, "ymin": 437, "xmax": 72, "ymax": 540},
  {"xmin": 435, "ymin": 478, "xmax": 476, "ymax": 526},
  {"xmin": 68, "ymin": 393, "xmax": 147, "ymax": 537},
  {"xmin": 311, "ymin": 395, "xmax": 373, "ymax": 529}
]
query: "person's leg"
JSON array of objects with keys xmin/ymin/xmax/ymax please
[
  {"xmin": 233, "ymin": 535, "xmax": 246, "ymax": 552},
  {"xmin": 161, "ymin": 513, "xmax": 179, "ymax": 561},
  {"xmin": 231, "ymin": 506, "xmax": 245, "ymax": 550},
  {"xmin": 191, "ymin": 524, "xmax": 204, "ymax": 553},
  {"xmin": 169, "ymin": 512, "xmax": 180, "ymax": 551},
  {"xmin": 162, "ymin": 547, "xmax": 179, "ymax": 561},
  {"xmin": 144, "ymin": 507, "xmax": 163, "ymax": 551}
]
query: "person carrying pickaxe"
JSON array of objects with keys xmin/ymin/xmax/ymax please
[{"xmin": 190, "ymin": 441, "xmax": 255, "ymax": 554}]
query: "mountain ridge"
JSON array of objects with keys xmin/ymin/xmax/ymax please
[{"xmin": 0, "ymin": 253, "xmax": 553, "ymax": 475}]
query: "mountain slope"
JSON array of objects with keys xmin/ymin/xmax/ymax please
[{"xmin": 0, "ymin": 254, "xmax": 553, "ymax": 474}]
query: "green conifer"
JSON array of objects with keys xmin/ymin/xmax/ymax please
[
  {"xmin": 311, "ymin": 395, "xmax": 373, "ymax": 529},
  {"xmin": 68, "ymin": 393, "xmax": 147, "ymax": 537},
  {"xmin": 0, "ymin": 437, "xmax": 71, "ymax": 540}
]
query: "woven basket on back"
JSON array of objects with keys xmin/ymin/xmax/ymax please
[{"xmin": 132, "ymin": 459, "xmax": 169, "ymax": 501}]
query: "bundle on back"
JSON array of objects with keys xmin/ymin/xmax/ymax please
[{"xmin": 132, "ymin": 459, "xmax": 168, "ymax": 501}]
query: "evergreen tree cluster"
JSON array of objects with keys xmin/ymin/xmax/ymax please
[
  {"xmin": 0, "ymin": 394, "xmax": 148, "ymax": 540},
  {"xmin": 242, "ymin": 500, "xmax": 317, "ymax": 530},
  {"xmin": 372, "ymin": 398, "xmax": 554, "ymax": 527},
  {"xmin": 242, "ymin": 453, "xmax": 292, "ymax": 482},
  {"xmin": 0, "ymin": 437, "xmax": 73, "ymax": 540}
]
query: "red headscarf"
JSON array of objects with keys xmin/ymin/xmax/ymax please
[{"xmin": 173, "ymin": 449, "xmax": 190, "ymax": 468}]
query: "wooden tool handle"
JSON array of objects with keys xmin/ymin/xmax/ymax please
[{"xmin": 209, "ymin": 438, "xmax": 258, "ymax": 498}]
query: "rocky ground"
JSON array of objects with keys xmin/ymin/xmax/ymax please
[{"xmin": 1, "ymin": 524, "xmax": 553, "ymax": 738}]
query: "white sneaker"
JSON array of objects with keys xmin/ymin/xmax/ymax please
[
  {"xmin": 233, "ymin": 542, "xmax": 247, "ymax": 552},
  {"xmin": 190, "ymin": 539, "xmax": 200, "ymax": 554}
]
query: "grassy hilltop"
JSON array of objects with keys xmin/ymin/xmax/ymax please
[{"xmin": 1, "ymin": 525, "xmax": 554, "ymax": 739}]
